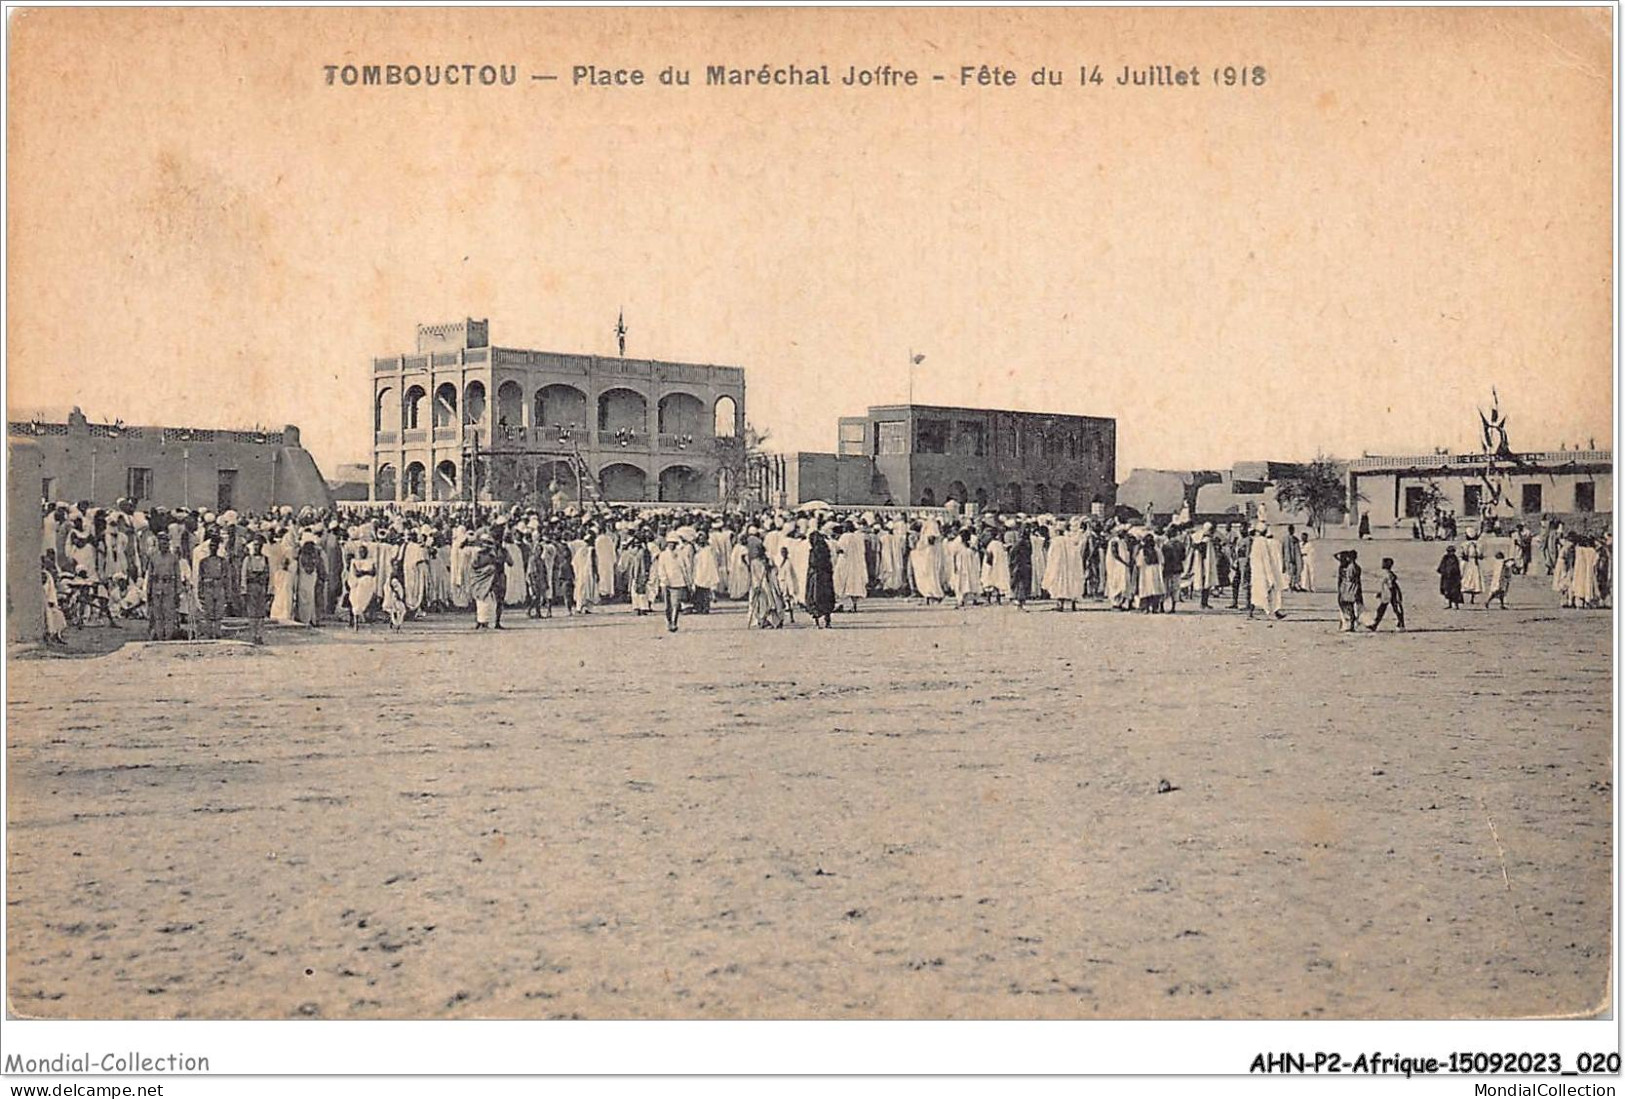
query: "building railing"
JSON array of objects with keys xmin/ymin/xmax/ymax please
[
  {"xmin": 89, "ymin": 423, "xmax": 144, "ymax": 439},
  {"xmin": 464, "ymin": 348, "xmax": 488, "ymax": 363},
  {"xmin": 433, "ymin": 427, "xmax": 460, "ymax": 444},
  {"xmin": 373, "ymin": 357, "xmax": 398, "ymax": 372},
  {"xmin": 1351, "ymin": 450, "xmax": 1612, "ymax": 472},
  {"xmin": 598, "ymin": 429, "xmax": 647, "ymax": 450},
  {"xmin": 431, "ymin": 351, "xmax": 460, "ymax": 367},
  {"xmin": 10, "ymin": 421, "xmax": 283, "ymax": 445},
  {"xmin": 375, "ymin": 431, "xmax": 398, "ymax": 445},
  {"xmin": 402, "ymin": 429, "xmax": 427, "ymax": 444},
  {"xmin": 658, "ymin": 431, "xmax": 701, "ymax": 452}
]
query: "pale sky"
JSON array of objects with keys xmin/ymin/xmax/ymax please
[{"xmin": 7, "ymin": 7, "xmax": 1614, "ymax": 479}]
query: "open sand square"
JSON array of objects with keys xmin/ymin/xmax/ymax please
[{"xmin": 6, "ymin": 536, "xmax": 1611, "ymax": 1020}]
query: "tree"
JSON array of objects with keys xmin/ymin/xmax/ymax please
[
  {"xmin": 718, "ymin": 421, "xmax": 772, "ymax": 508},
  {"xmin": 1272, "ymin": 456, "xmax": 1352, "ymax": 535}
]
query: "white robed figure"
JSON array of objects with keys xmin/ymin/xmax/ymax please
[
  {"xmin": 346, "ymin": 549, "xmax": 379, "ymax": 621},
  {"xmin": 910, "ymin": 532, "xmax": 945, "ymax": 600},
  {"xmin": 950, "ymin": 536, "xmax": 981, "ymax": 604},
  {"xmin": 1460, "ymin": 541, "xmax": 1484, "ymax": 597},
  {"xmin": 402, "ymin": 538, "xmax": 429, "ymax": 613},
  {"xmin": 570, "ymin": 537, "xmax": 597, "ymax": 611},
  {"xmin": 727, "ymin": 542, "xmax": 751, "ymax": 599},
  {"xmin": 1300, "ymin": 536, "xmax": 1317, "ymax": 592},
  {"xmin": 594, "ymin": 529, "xmax": 618, "ymax": 599},
  {"xmin": 1183, "ymin": 524, "xmax": 1220, "ymax": 597},
  {"xmin": 449, "ymin": 527, "xmax": 473, "ymax": 609},
  {"xmin": 1104, "ymin": 531, "xmax": 1133, "ymax": 607},
  {"xmin": 1249, "ymin": 525, "xmax": 1285, "ymax": 616},
  {"xmin": 879, "ymin": 523, "xmax": 907, "ymax": 591},
  {"xmin": 1040, "ymin": 528, "xmax": 1064, "ymax": 596},
  {"xmin": 1029, "ymin": 532, "xmax": 1048, "ymax": 596},
  {"xmin": 1571, "ymin": 543, "xmax": 1600, "ymax": 605},
  {"xmin": 692, "ymin": 536, "xmax": 722, "ymax": 597},
  {"xmin": 982, "ymin": 537, "xmax": 1012, "ymax": 597},
  {"xmin": 268, "ymin": 538, "xmax": 296, "ymax": 623},
  {"xmin": 785, "ymin": 534, "xmax": 812, "ymax": 608},
  {"xmin": 504, "ymin": 540, "xmax": 528, "ymax": 606},
  {"xmin": 1047, "ymin": 525, "xmax": 1086, "ymax": 602},
  {"xmin": 709, "ymin": 529, "xmax": 734, "ymax": 588},
  {"xmin": 834, "ymin": 528, "xmax": 869, "ymax": 600}
]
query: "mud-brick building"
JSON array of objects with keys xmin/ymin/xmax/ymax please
[
  {"xmin": 369, "ymin": 319, "xmax": 746, "ymax": 504},
  {"xmin": 7, "ymin": 408, "xmax": 332, "ymax": 512},
  {"xmin": 766, "ymin": 403, "xmax": 1116, "ymax": 512}
]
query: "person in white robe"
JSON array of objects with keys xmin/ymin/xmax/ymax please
[
  {"xmin": 1048, "ymin": 523, "xmax": 1086, "ymax": 608},
  {"xmin": 1029, "ymin": 529, "xmax": 1048, "ymax": 598},
  {"xmin": 402, "ymin": 535, "xmax": 429, "ymax": 616},
  {"xmin": 785, "ymin": 530, "xmax": 812, "ymax": 610},
  {"xmin": 950, "ymin": 531, "xmax": 981, "ymax": 607},
  {"xmin": 834, "ymin": 525, "xmax": 870, "ymax": 610},
  {"xmin": 503, "ymin": 538, "xmax": 528, "ymax": 607},
  {"xmin": 449, "ymin": 526, "xmax": 473, "ymax": 609},
  {"xmin": 909, "ymin": 529, "xmax": 945, "ymax": 602},
  {"xmin": 1134, "ymin": 534, "xmax": 1167, "ymax": 612},
  {"xmin": 691, "ymin": 530, "xmax": 721, "ymax": 613},
  {"xmin": 268, "ymin": 538, "xmax": 296, "ymax": 623},
  {"xmin": 727, "ymin": 541, "xmax": 751, "ymax": 599},
  {"xmin": 570, "ymin": 536, "xmax": 597, "ymax": 613},
  {"xmin": 1183, "ymin": 523, "xmax": 1221, "ymax": 609},
  {"xmin": 1040, "ymin": 526, "xmax": 1065, "ymax": 601},
  {"xmin": 1105, "ymin": 529, "xmax": 1133, "ymax": 609},
  {"xmin": 594, "ymin": 527, "xmax": 618, "ymax": 600},
  {"xmin": 880, "ymin": 522, "xmax": 907, "ymax": 592},
  {"xmin": 1571, "ymin": 540, "xmax": 1600, "ymax": 607},
  {"xmin": 1248, "ymin": 523, "xmax": 1286, "ymax": 618},
  {"xmin": 1299, "ymin": 532, "xmax": 1318, "ymax": 593},
  {"xmin": 709, "ymin": 528, "xmax": 734, "ymax": 594},
  {"xmin": 345, "ymin": 546, "xmax": 379, "ymax": 628},
  {"xmin": 982, "ymin": 536, "xmax": 1012, "ymax": 602},
  {"xmin": 1460, "ymin": 540, "xmax": 1485, "ymax": 603}
]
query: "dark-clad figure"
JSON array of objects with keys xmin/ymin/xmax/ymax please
[
  {"xmin": 147, "ymin": 534, "xmax": 183, "ymax": 641},
  {"xmin": 1437, "ymin": 544, "xmax": 1464, "ymax": 609},
  {"xmin": 1334, "ymin": 549, "xmax": 1363, "ymax": 632},
  {"xmin": 805, "ymin": 525, "xmax": 838, "ymax": 628},
  {"xmin": 490, "ymin": 529, "xmax": 509, "ymax": 628},
  {"xmin": 1009, "ymin": 528, "xmax": 1033, "ymax": 607},
  {"xmin": 241, "ymin": 538, "xmax": 271, "ymax": 644},
  {"xmin": 551, "ymin": 535, "xmax": 575, "ymax": 616},
  {"xmin": 195, "ymin": 539, "xmax": 229, "ymax": 640},
  {"xmin": 224, "ymin": 526, "xmax": 246, "ymax": 617},
  {"xmin": 320, "ymin": 524, "xmax": 345, "ymax": 616}
]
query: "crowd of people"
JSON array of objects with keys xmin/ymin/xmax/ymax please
[{"xmin": 35, "ymin": 497, "xmax": 1611, "ymax": 647}]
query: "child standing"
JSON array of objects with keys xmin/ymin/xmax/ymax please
[
  {"xmin": 1334, "ymin": 549, "xmax": 1363, "ymax": 632},
  {"xmin": 383, "ymin": 560, "xmax": 408, "ymax": 631},
  {"xmin": 1370, "ymin": 556, "xmax": 1406, "ymax": 631},
  {"xmin": 1484, "ymin": 550, "xmax": 1511, "ymax": 608}
]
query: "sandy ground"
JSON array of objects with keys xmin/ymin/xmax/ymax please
[{"xmin": 6, "ymin": 536, "xmax": 1612, "ymax": 1019}]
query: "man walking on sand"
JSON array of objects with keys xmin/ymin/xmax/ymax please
[{"xmin": 655, "ymin": 531, "xmax": 694, "ymax": 633}]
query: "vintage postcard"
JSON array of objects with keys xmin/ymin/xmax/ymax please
[{"xmin": 2, "ymin": 3, "xmax": 1616, "ymax": 1070}]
